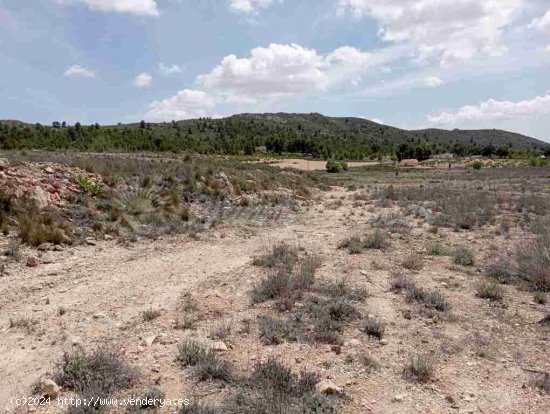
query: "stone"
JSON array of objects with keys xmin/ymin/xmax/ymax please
[
  {"xmin": 143, "ymin": 335, "xmax": 158, "ymax": 347},
  {"xmin": 345, "ymin": 339, "xmax": 361, "ymax": 347},
  {"xmin": 85, "ymin": 238, "xmax": 97, "ymax": 246},
  {"xmin": 392, "ymin": 394, "xmax": 407, "ymax": 403},
  {"xmin": 211, "ymin": 341, "xmax": 228, "ymax": 352},
  {"xmin": 27, "ymin": 187, "xmax": 49, "ymax": 209},
  {"xmin": 379, "ymin": 339, "xmax": 389, "ymax": 345},
  {"xmin": 37, "ymin": 243, "xmax": 52, "ymax": 251},
  {"xmin": 54, "ymin": 245, "xmax": 64, "ymax": 251},
  {"xmin": 92, "ymin": 312, "xmax": 106, "ymax": 319},
  {"xmin": 0, "ymin": 158, "xmax": 9, "ymax": 166},
  {"xmin": 104, "ymin": 235, "xmax": 114, "ymax": 241},
  {"xmin": 26, "ymin": 256, "xmax": 39, "ymax": 267},
  {"xmin": 42, "ymin": 253, "xmax": 54, "ymax": 264},
  {"xmin": 40, "ymin": 379, "xmax": 61, "ymax": 398},
  {"xmin": 316, "ymin": 380, "xmax": 342, "ymax": 395}
]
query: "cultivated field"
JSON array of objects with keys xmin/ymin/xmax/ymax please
[{"xmin": 0, "ymin": 152, "xmax": 549, "ymax": 414}]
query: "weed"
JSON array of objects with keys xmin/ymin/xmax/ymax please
[
  {"xmin": 363, "ymin": 229, "xmax": 388, "ymax": 250},
  {"xmin": 406, "ymin": 286, "xmax": 451, "ymax": 312},
  {"xmin": 428, "ymin": 243, "xmax": 449, "ymax": 256},
  {"xmin": 9, "ymin": 316, "xmax": 38, "ymax": 334},
  {"xmin": 389, "ymin": 271, "xmax": 414, "ymax": 293},
  {"xmin": 142, "ymin": 308, "xmax": 161, "ymax": 322},
  {"xmin": 176, "ymin": 340, "xmax": 232, "ymax": 382},
  {"xmin": 258, "ymin": 315, "xmax": 300, "ymax": 345},
  {"xmin": 534, "ymin": 291, "xmax": 547, "ymax": 304},
  {"xmin": 252, "ymin": 243, "xmax": 299, "ymax": 271}
]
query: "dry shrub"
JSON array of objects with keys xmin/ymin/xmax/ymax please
[
  {"xmin": 402, "ymin": 254, "xmax": 424, "ymax": 271},
  {"xmin": 403, "ymin": 353, "xmax": 436, "ymax": 383}
]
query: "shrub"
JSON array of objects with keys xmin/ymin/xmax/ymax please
[
  {"xmin": 363, "ymin": 316, "xmax": 385, "ymax": 339},
  {"xmin": 428, "ymin": 243, "xmax": 449, "ymax": 256},
  {"xmin": 475, "ymin": 280, "xmax": 504, "ymax": 302},
  {"xmin": 406, "ymin": 286, "xmax": 451, "ymax": 312},
  {"xmin": 516, "ymin": 230, "xmax": 550, "ymax": 291},
  {"xmin": 363, "ymin": 229, "xmax": 388, "ymax": 250},
  {"xmin": 471, "ymin": 161, "xmax": 483, "ymax": 170},
  {"xmin": 55, "ymin": 345, "xmax": 135, "ymax": 397},
  {"xmin": 532, "ymin": 373, "xmax": 550, "ymax": 395},
  {"xmin": 402, "ymin": 254, "xmax": 424, "ymax": 271},
  {"xmin": 453, "ymin": 248, "xmax": 475, "ymax": 266},
  {"xmin": 326, "ymin": 161, "xmax": 343, "ymax": 173},
  {"xmin": 142, "ymin": 308, "xmax": 161, "ymax": 322},
  {"xmin": 251, "ymin": 358, "xmax": 318, "ymax": 397},
  {"xmin": 338, "ymin": 236, "xmax": 363, "ymax": 254},
  {"xmin": 403, "ymin": 354, "xmax": 435, "ymax": 383},
  {"xmin": 389, "ymin": 271, "xmax": 414, "ymax": 293},
  {"xmin": 176, "ymin": 340, "xmax": 232, "ymax": 382},
  {"xmin": 252, "ymin": 243, "xmax": 299, "ymax": 271},
  {"xmin": 484, "ymin": 256, "xmax": 516, "ymax": 283},
  {"xmin": 534, "ymin": 291, "xmax": 547, "ymax": 304},
  {"xmin": 258, "ymin": 316, "xmax": 300, "ymax": 345}
]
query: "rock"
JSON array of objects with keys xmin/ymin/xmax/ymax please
[
  {"xmin": 40, "ymin": 378, "xmax": 61, "ymax": 398},
  {"xmin": 27, "ymin": 186, "xmax": 49, "ymax": 209},
  {"xmin": 92, "ymin": 312, "xmax": 106, "ymax": 319},
  {"xmin": 345, "ymin": 339, "xmax": 361, "ymax": 347},
  {"xmin": 26, "ymin": 256, "xmax": 39, "ymax": 267},
  {"xmin": 392, "ymin": 394, "xmax": 407, "ymax": 403},
  {"xmin": 54, "ymin": 245, "xmax": 64, "ymax": 251},
  {"xmin": 316, "ymin": 380, "xmax": 342, "ymax": 395},
  {"xmin": 42, "ymin": 253, "xmax": 54, "ymax": 264},
  {"xmin": 331, "ymin": 345, "xmax": 341, "ymax": 355},
  {"xmin": 211, "ymin": 341, "xmax": 228, "ymax": 352},
  {"xmin": 37, "ymin": 243, "xmax": 52, "ymax": 251},
  {"xmin": 0, "ymin": 158, "xmax": 9, "ymax": 166},
  {"xmin": 85, "ymin": 238, "xmax": 97, "ymax": 246},
  {"xmin": 143, "ymin": 335, "xmax": 158, "ymax": 347},
  {"xmin": 379, "ymin": 339, "xmax": 389, "ymax": 346},
  {"xmin": 104, "ymin": 235, "xmax": 114, "ymax": 241}
]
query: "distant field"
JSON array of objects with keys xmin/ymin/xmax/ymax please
[{"xmin": 261, "ymin": 158, "xmax": 382, "ymax": 171}]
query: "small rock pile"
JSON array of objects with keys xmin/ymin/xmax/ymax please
[{"xmin": 0, "ymin": 162, "xmax": 105, "ymax": 209}]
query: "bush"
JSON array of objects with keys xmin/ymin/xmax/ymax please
[
  {"xmin": 403, "ymin": 354, "xmax": 435, "ymax": 383},
  {"xmin": 516, "ymin": 230, "xmax": 550, "ymax": 291},
  {"xmin": 406, "ymin": 286, "xmax": 451, "ymax": 312},
  {"xmin": 471, "ymin": 161, "xmax": 483, "ymax": 170},
  {"xmin": 389, "ymin": 271, "xmax": 414, "ymax": 293},
  {"xmin": 453, "ymin": 248, "xmax": 475, "ymax": 266},
  {"xmin": 402, "ymin": 254, "xmax": 423, "ymax": 271},
  {"xmin": 363, "ymin": 316, "xmax": 385, "ymax": 339},
  {"xmin": 428, "ymin": 243, "xmax": 449, "ymax": 256},
  {"xmin": 475, "ymin": 280, "xmax": 504, "ymax": 302},
  {"xmin": 326, "ymin": 161, "xmax": 343, "ymax": 173},
  {"xmin": 363, "ymin": 229, "xmax": 388, "ymax": 250},
  {"xmin": 484, "ymin": 256, "xmax": 515, "ymax": 283},
  {"xmin": 55, "ymin": 345, "xmax": 135, "ymax": 397},
  {"xmin": 176, "ymin": 340, "xmax": 232, "ymax": 382},
  {"xmin": 338, "ymin": 236, "xmax": 363, "ymax": 254},
  {"xmin": 258, "ymin": 316, "xmax": 300, "ymax": 345},
  {"xmin": 252, "ymin": 243, "xmax": 299, "ymax": 271}
]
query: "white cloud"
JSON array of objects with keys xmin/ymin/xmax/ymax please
[
  {"xmin": 64, "ymin": 65, "xmax": 95, "ymax": 78},
  {"xmin": 423, "ymin": 76, "xmax": 444, "ymax": 87},
  {"xmin": 158, "ymin": 63, "xmax": 183, "ymax": 76},
  {"xmin": 134, "ymin": 72, "xmax": 153, "ymax": 87},
  {"xmin": 228, "ymin": 0, "xmax": 281, "ymax": 14},
  {"xmin": 147, "ymin": 43, "xmax": 376, "ymax": 121},
  {"xmin": 530, "ymin": 9, "xmax": 550, "ymax": 33},
  {"xmin": 146, "ymin": 89, "xmax": 217, "ymax": 121},
  {"xmin": 57, "ymin": 0, "xmax": 159, "ymax": 17},
  {"xmin": 197, "ymin": 43, "xmax": 371, "ymax": 101},
  {"xmin": 428, "ymin": 93, "xmax": 550, "ymax": 127},
  {"xmin": 337, "ymin": 0, "xmax": 524, "ymax": 66}
]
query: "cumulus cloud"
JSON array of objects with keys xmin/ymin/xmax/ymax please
[
  {"xmin": 64, "ymin": 65, "xmax": 95, "ymax": 78},
  {"xmin": 337, "ymin": 0, "xmax": 524, "ymax": 66},
  {"xmin": 147, "ymin": 43, "xmax": 377, "ymax": 121},
  {"xmin": 530, "ymin": 9, "xmax": 550, "ymax": 33},
  {"xmin": 158, "ymin": 63, "xmax": 183, "ymax": 76},
  {"xmin": 134, "ymin": 72, "xmax": 153, "ymax": 87},
  {"xmin": 423, "ymin": 76, "xmax": 444, "ymax": 87},
  {"xmin": 427, "ymin": 93, "xmax": 550, "ymax": 127},
  {"xmin": 197, "ymin": 43, "xmax": 371, "ymax": 100},
  {"xmin": 58, "ymin": 0, "xmax": 159, "ymax": 17},
  {"xmin": 146, "ymin": 89, "xmax": 217, "ymax": 121},
  {"xmin": 228, "ymin": 0, "xmax": 282, "ymax": 14}
]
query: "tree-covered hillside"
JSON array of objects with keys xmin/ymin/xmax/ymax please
[{"xmin": 1, "ymin": 113, "xmax": 548, "ymax": 160}]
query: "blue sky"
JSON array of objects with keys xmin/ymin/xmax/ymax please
[{"xmin": 1, "ymin": 0, "xmax": 549, "ymax": 141}]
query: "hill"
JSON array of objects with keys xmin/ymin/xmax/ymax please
[{"xmin": 1, "ymin": 113, "xmax": 548, "ymax": 159}]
